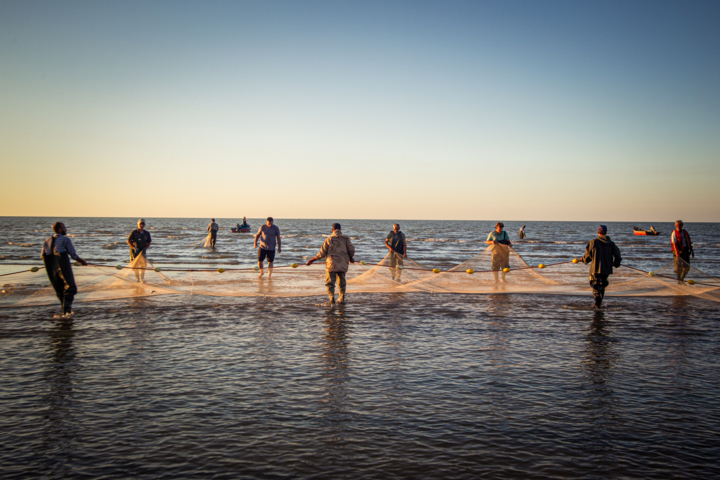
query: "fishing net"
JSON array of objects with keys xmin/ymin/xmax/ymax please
[{"xmin": 1, "ymin": 246, "xmax": 719, "ymax": 308}]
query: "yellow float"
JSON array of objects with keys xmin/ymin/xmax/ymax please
[
  {"xmin": 30, "ymin": 267, "xmax": 39, "ymax": 272},
  {"xmin": 217, "ymin": 268, "xmax": 225, "ymax": 273},
  {"xmin": 538, "ymin": 264, "xmax": 545, "ymax": 269},
  {"xmin": 466, "ymin": 269, "xmax": 474, "ymax": 274},
  {"xmin": 687, "ymin": 279, "xmax": 696, "ymax": 285},
  {"xmin": 433, "ymin": 268, "xmax": 440, "ymax": 274}
]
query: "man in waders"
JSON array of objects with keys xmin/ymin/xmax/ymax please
[
  {"xmin": 306, "ymin": 223, "xmax": 356, "ymax": 305},
  {"xmin": 385, "ymin": 223, "xmax": 407, "ymax": 282},
  {"xmin": 127, "ymin": 218, "xmax": 152, "ymax": 282},
  {"xmin": 207, "ymin": 218, "xmax": 219, "ymax": 248},
  {"xmin": 41, "ymin": 222, "xmax": 88, "ymax": 316},
  {"xmin": 581, "ymin": 225, "xmax": 622, "ymax": 309},
  {"xmin": 671, "ymin": 220, "xmax": 694, "ymax": 285}
]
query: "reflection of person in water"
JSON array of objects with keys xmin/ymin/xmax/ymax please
[
  {"xmin": 42, "ymin": 318, "xmax": 77, "ymax": 455},
  {"xmin": 582, "ymin": 310, "xmax": 618, "ymax": 426},
  {"xmin": 320, "ymin": 308, "xmax": 350, "ymax": 427}
]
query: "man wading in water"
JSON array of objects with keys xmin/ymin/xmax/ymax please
[
  {"xmin": 127, "ymin": 218, "xmax": 152, "ymax": 283},
  {"xmin": 671, "ymin": 220, "xmax": 694, "ymax": 285},
  {"xmin": 207, "ymin": 218, "xmax": 219, "ymax": 248},
  {"xmin": 581, "ymin": 225, "xmax": 622, "ymax": 309},
  {"xmin": 486, "ymin": 222, "xmax": 512, "ymax": 283},
  {"xmin": 254, "ymin": 217, "xmax": 281, "ymax": 278},
  {"xmin": 307, "ymin": 223, "xmax": 356, "ymax": 305},
  {"xmin": 385, "ymin": 223, "xmax": 407, "ymax": 282},
  {"xmin": 41, "ymin": 222, "xmax": 88, "ymax": 316}
]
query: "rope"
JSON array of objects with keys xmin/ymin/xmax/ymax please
[{"xmin": 0, "ymin": 267, "xmax": 44, "ymax": 277}]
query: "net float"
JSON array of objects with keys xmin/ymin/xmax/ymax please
[
  {"xmin": 116, "ymin": 265, "xmax": 124, "ymax": 270},
  {"xmin": 466, "ymin": 269, "xmax": 474, "ymax": 274},
  {"xmin": 433, "ymin": 268, "xmax": 440, "ymax": 273},
  {"xmin": 503, "ymin": 268, "xmax": 511, "ymax": 273},
  {"xmin": 687, "ymin": 279, "xmax": 696, "ymax": 285},
  {"xmin": 291, "ymin": 263, "xmax": 298, "ymax": 268},
  {"xmin": 538, "ymin": 264, "xmax": 546, "ymax": 269},
  {"xmin": 217, "ymin": 268, "xmax": 225, "ymax": 273},
  {"xmin": 572, "ymin": 258, "xmax": 579, "ymax": 264},
  {"xmin": 253, "ymin": 266, "xmax": 260, "ymax": 271},
  {"xmin": 30, "ymin": 267, "xmax": 39, "ymax": 272},
  {"xmin": 154, "ymin": 267, "xmax": 161, "ymax": 272}
]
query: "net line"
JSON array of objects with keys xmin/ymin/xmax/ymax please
[{"xmin": 1, "ymin": 246, "xmax": 718, "ymax": 308}]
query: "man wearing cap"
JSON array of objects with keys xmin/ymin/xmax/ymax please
[
  {"xmin": 41, "ymin": 222, "xmax": 88, "ymax": 315},
  {"xmin": 254, "ymin": 217, "xmax": 281, "ymax": 278},
  {"xmin": 671, "ymin": 220, "xmax": 694, "ymax": 284},
  {"xmin": 207, "ymin": 218, "xmax": 219, "ymax": 248},
  {"xmin": 581, "ymin": 225, "xmax": 622, "ymax": 309},
  {"xmin": 127, "ymin": 219, "xmax": 152, "ymax": 282},
  {"xmin": 486, "ymin": 222, "xmax": 512, "ymax": 282},
  {"xmin": 306, "ymin": 223, "xmax": 356, "ymax": 305}
]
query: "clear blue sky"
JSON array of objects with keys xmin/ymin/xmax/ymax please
[{"xmin": 2, "ymin": 0, "xmax": 719, "ymax": 221}]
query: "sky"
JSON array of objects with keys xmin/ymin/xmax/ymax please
[{"xmin": 1, "ymin": 0, "xmax": 719, "ymax": 221}]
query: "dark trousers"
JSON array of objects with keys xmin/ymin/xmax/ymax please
[
  {"xmin": 43, "ymin": 253, "xmax": 77, "ymax": 314},
  {"xmin": 210, "ymin": 231, "xmax": 217, "ymax": 247},
  {"xmin": 590, "ymin": 273, "xmax": 609, "ymax": 308},
  {"xmin": 674, "ymin": 251, "xmax": 691, "ymax": 281}
]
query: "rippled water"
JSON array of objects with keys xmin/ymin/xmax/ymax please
[
  {"xmin": 1, "ymin": 217, "xmax": 720, "ymax": 274},
  {"xmin": 1, "ymin": 218, "xmax": 720, "ymax": 477}
]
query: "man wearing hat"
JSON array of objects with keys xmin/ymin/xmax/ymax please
[
  {"xmin": 581, "ymin": 225, "xmax": 622, "ymax": 309},
  {"xmin": 486, "ymin": 222, "xmax": 512, "ymax": 282}
]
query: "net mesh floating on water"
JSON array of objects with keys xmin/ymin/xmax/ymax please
[{"xmin": 1, "ymin": 246, "xmax": 719, "ymax": 308}]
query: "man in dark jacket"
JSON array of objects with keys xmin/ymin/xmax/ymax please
[
  {"xmin": 41, "ymin": 222, "xmax": 88, "ymax": 315},
  {"xmin": 581, "ymin": 225, "xmax": 622, "ymax": 309}
]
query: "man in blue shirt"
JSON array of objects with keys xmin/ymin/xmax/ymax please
[
  {"xmin": 41, "ymin": 222, "xmax": 88, "ymax": 316},
  {"xmin": 486, "ymin": 222, "xmax": 512, "ymax": 283}
]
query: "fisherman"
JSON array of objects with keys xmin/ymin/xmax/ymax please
[
  {"xmin": 41, "ymin": 222, "xmax": 88, "ymax": 316},
  {"xmin": 486, "ymin": 222, "xmax": 512, "ymax": 282},
  {"xmin": 235, "ymin": 222, "xmax": 241, "ymax": 232},
  {"xmin": 306, "ymin": 223, "xmax": 356, "ymax": 305},
  {"xmin": 649, "ymin": 226, "xmax": 657, "ymax": 234},
  {"xmin": 581, "ymin": 225, "xmax": 622, "ymax": 309},
  {"xmin": 241, "ymin": 217, "xmax": 249, "ymax": 229},
  {"xmin": 385, "ymin": 223, "xmax": 407, "ymax": 282},
  {"xmin": 254, "ymin": 217, "xmax": 281, "ymax": 278},
  {"xmin": 671, "ymin": 220, "xmax": 694, "ymax": 284},
  {"xmin": 127, "ymin": 218, "xmax": 152, "ymax": 282},
  {"xmin": 519, "ymin": 225, "xmax": 526, "ymax": 239},
  {"xmin": 207, "ymin": 218, "xmax": 219, "ymax": 248}
]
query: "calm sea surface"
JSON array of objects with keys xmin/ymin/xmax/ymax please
[{"xmin": 1, "ymin": 218, "xmax": 720, "ymax": 478}]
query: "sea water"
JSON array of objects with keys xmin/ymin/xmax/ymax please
[{"xmin": 1, "ymin": 218, "xmax": 719, "ymax": 478}]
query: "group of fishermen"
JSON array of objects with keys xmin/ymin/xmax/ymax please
[{"xmin": 40, "ymin": 219, "xmax": 695, "ymax": 314}]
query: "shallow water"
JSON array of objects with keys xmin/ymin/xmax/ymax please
[
  {"xmin": 1, "ymin": 293, "xmax": 720, "ymax": 478},
  {"xmin": 1, "ymin": 218, "xmax": 720, "ymax": 477}
]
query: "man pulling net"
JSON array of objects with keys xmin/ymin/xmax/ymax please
[
  {"xmin": 581, "ymin": 225, "xmax": 622, "ymax": 309},
  {"xmin": 41, "ymin": 222, "xmax": 88, "ymax": 316}
]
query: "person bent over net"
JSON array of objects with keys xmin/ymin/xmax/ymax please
[
  {"xmin": 581, "ymin": 225, "xmax": 622, "ymax": 309},
  {"xmin": 307, "ymin": 223, "xmax": 356, "ymax": 305},
  {"xmin": 41, "ymin": 222, "xmax": 88, "ymax": 315}
]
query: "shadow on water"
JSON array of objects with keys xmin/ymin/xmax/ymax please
[{"xmin": 41, "ymin": 317, "xmax": 77, "ymax": 477}]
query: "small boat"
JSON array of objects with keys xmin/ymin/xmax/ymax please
[
  {"xmin": 231, "ymin": 227, "xmax": 251, "ymax": 233},
  {"xmin": 633, "ymin": 227, "xmax": 661, "ymax": 236}
]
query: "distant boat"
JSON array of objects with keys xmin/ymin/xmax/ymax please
[
  {"xmin": 633, "ymin": 226, "xmax": 661, "ymax": 236},
  {"xmin": 231, "ymin": 227, "xmax": 251, "ymax": 233}
]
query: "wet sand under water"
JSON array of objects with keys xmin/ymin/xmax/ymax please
[{"xmin": 1, "ymin": 293, "xmax": 719, "ymax": 479}]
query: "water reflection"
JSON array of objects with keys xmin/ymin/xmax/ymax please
[
  {"xmin": 582, "ymin": 310, "xmax": 619, "ymax": 449},
  {"xmin": 319, "ymin": 307, "xmax": 352, "ymax": 440},
  {"xmin": 41, "ymin": 318, "xmax": 77, "ymax": 475}
]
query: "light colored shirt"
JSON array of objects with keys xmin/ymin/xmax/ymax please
[
  {"xmin": 42, "ymin": 234, "xmax": 79, "ymax": 260},
  {"xmin": 257, "ymin": 224, "xmax": 281, "ymax": 250},
  {"xmin": 487, "ymin": 230, "xmax": 510, "ymax": 243}
]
